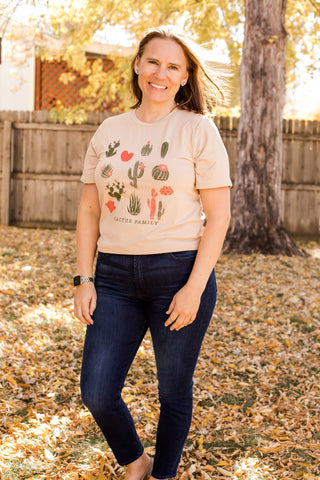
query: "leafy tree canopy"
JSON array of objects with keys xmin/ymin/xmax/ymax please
[{"xmin": 2, "ymin": 0, "xmax": 319, "ymax": 122}]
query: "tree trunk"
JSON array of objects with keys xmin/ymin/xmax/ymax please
[{"xmin": 224, "ymin": 0, "xmax": 304, "ymax": 255}]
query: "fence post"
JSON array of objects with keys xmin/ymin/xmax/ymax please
[{"xmin": 1, "ymin": 121, "xmax": 12, "ymax": 226}]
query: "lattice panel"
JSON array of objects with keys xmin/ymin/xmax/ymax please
[{"xmin": 36, "ymin": 57, "xmax": 112, "ymax": 111}]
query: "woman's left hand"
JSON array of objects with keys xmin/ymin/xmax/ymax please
[{"xmin": 165, "ymin": 284, "xmax": 202, "ymax": 331}]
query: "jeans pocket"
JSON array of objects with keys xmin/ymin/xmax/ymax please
[{"xmin": 169, "ymin": 250, "xmax": 197, "ymax": 261}]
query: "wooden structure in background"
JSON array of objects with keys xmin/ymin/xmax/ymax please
[
  {"xmin": 0, "ymin": 111, "xmax": 319, "ymax": 237},
  {"xmin": 34, "ymin": 56, "xmax": 112, "ymax": 111}
]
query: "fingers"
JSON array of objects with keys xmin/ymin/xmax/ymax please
[
  {"xmin": 74, "ymin": 300, "xmax": 94, "ymax": 325},
  {"xmin": 165, "ymin": 302, "xmax": 197, "ymax": 331},
  {"xmin": 166, "ymin": 313, "xmax": 197, "ymax": 331},
  {"xmin": 74, "ymin": 285, "xmax": 96, "ymax": 326},
  {"xmin": 166, "ymin": 300, "xmax": 174, "ymax": 315},
  {"xmin": 165, "ymin": 290, "xmax": 200, "ymax": 331}
]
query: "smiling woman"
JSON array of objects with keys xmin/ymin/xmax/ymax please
[
  {"xmin": 74, "ymin": 25, "xmax": 232, "ymax": 480},
  {"xmin": 133, "ymin": 38, "xmax": 189, "ymax": 122}
]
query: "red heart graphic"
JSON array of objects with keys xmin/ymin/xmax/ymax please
[{"xmin": 121, "ymin": 151, "xmax": 134, "ymax": 162}]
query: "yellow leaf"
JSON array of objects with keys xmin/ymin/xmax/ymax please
[
  {"xmin": 265, "ymin": 319, "xmax": 276, "ymax": 326},
  {"xmin": 97, "ymin": 474, "xmax": 107, "ymax": 480},
  {"xmin": 212, "ymin": 357, "xmax": 221, "ymax": 364},
  {"xmin": 60, "ymin": 450, "xmax": 73, "ymax": 458},
  {"xmin": 216, "ymin": 461, "xmax": 229, "ymax": 466},
  {"xmin": 123, "ymin": 394, "xmax": 135, "ymax": 403},
  {"xmin": 284, "ymin": 338, "xmax": 293, "ymax": 348},
  {"xmin": 5, "ymin": 374, "xmax": 17, "ymax": 386}
]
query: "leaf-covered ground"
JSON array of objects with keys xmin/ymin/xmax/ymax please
[{"xmin": 0, "ymin": 226, "xmax": 319, "ymax": 480}]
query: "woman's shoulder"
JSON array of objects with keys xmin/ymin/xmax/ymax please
[
  {"xmin": 174, "ymin": 109, "xmax": 216, "ymax": 131},
  {"xmin": 98, "ymin": 111, "xmax": 132, "ymax": 129}
]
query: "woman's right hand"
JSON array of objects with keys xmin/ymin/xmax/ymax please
[{"xmin": 74, "ymin": 283, "xmax": 97, "ymax": 325}]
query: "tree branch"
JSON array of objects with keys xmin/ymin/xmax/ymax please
[{"xmin": 308, "ymin": 0, "xmax": 320, "ymax": 15}]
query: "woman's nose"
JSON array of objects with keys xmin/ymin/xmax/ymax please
[{"xmin": 155, "ymin": 64, "xmax": 166, "ymax": 79}]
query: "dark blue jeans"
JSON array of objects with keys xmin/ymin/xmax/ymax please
[{"xmin": 80, "ymin": 251, "xmax": 217, "ymax": 479}]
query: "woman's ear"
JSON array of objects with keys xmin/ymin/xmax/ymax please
[
  {"xmin": 134, "ymin": 58, "xmax": 140, "ymax": 75},
  {"xmin": 181, "ymin": 73, "xmax": 189, "ymax": 86}
]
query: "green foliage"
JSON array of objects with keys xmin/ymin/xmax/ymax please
[{"xmin": 4, "ymin": 0, "xmax": 320, "ymax": 121}]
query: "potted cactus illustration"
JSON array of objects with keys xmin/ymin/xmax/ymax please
[
  {"xmin": 127, "ymin": 193, "xmax": 142, "ymax": 215},
  {"xmin": 101, "ymin": 164, "xmax": 113, "ymax": 178},
  {"xmin": 152, "ymin": 164, "xmax": 169, "ymax": 181},
  {"xmin": 105, "ymin": 140, "xmax": 120, "ymax": 157},
  {"xmin": 141, "ymin": 141, "xmax": 153, "ymax": 156},
  {"xmin": 161, "ymin": 141, "xmax": 169, "ymax": 158},
  {"xmin": 128, "ymin": 161, "xmax": 145, "ymax": 188},
  {"xmin": 105, "ymin": 180, "xmax": 126, "ymax": 201}
]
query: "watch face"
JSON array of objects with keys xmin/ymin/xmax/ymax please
[{"xmin": 73, "ymin": 276, "xmax": 81, "ymax": 286}]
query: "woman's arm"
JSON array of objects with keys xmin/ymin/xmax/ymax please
[
  {"xmin": 74, "ymin": 184, "xmax": 101, "ymax": 326},
  {"xmin": 165, "ymin": 187, "xmax": 231, "ymax": 331}
]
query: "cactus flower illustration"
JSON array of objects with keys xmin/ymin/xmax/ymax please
[
  {"xmin": 152, "ymin": 164, "xmax": 169, "ymax": 181},
  {"xmin": 160, "ymin": 186, "xmax": 174, "ymax": 196},
  {"xmin": 121, "ymin": 150, "xmax": 134, "ymax": 162},
  {"xmin": 161, "ymin": 141, "xmax": 169, "ymax": 158},
  {"xmin": 127, "ymin": 193, "xmax": 142, "ymax": 215},
  {"xmin": 157, "ymin": 201, "xmax": 165, "ymax": 220},
  {"xmin": 106, "ymin": 180, "xmax": 126, "ymax": 201},
  {"xmin": 106, "ymin": 200, "xmax": 116, "ymax": 213},
  {"xmin": 147, "ymin": 188, "xmax": 158, "ymax": 220},
  {"xmin": 141, "ymin": 141, "xmax": 153, "ymax": 156},
  {"xmin": 128, "ymin": 161, "xmax": 145, "ymax": 188},
  {"xmin": 101, "ymin": 164, "xmax": 113, "ymax": 178},
  {"xmin": 105, "ymin": 140, "xmax": 120, "ymax": 157}
]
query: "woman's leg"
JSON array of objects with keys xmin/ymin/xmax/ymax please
[
  {"xmin": 145, "ymin": 254, "xmax": 217, "ymax": 479},
  {"xmin": 80, "ymin": 253, "xmax": 148, "ymax": 466}
]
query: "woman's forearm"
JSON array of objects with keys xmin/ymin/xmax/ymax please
[
  {"xmin": 76, "ymin": 185, "xmax": 101, "ymax": 276},
  {"xmin": 186, "ymin": 214, "xmax": 230, "ymax": 294},
  {"xmin": 186, "ymin": 187, "xmax": 231, "ymax": 294}
]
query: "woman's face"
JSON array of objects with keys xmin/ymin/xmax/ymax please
[{"xmin": 134, "ymin": 38, "xmax": 189, "ymax": 110}]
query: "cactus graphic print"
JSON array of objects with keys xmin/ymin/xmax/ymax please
[
  {"xmin": 80, "ymin": 108, "xmax": 231, "ymax": 254},
  {"xmin": 98, "ymin": 135, "xmax": 174, "ymax": 221}
]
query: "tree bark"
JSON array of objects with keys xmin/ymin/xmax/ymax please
[{"xmin": 224, "ymin": 0, "xmax": 304, "ymax": 255}]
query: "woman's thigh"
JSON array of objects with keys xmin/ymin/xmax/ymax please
[
  {"xmin": 144, "ymin": 252, "xmax": 217, "ymax": 395},
  {"xmin": 81, "ymin": 255, "xmax": 148, "ymax": 401}
]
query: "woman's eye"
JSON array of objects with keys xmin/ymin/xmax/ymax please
[
  {"xmin": 169, "ymin": 65, "xmax": 178, "ymax": 70},
  {"xmin": 149, "ymin": 60, "xmax": 157, "ymax": 65}
]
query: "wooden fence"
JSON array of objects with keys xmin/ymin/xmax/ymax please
[{"xmin": 0, "ymin": 111, "xmax": 319, "ymax": 237}]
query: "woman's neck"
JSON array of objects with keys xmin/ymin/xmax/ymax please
[{"xmin": 135, "ymin": 101, "xmax": 177, "ymax": 123}]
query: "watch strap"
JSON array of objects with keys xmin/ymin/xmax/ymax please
[{"xmin": 73, "ymin": 275, "xmax": 94, "ymax": 286}]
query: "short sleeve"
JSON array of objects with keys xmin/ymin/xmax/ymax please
[
  {"xmin": 80, "ymin": 136, "xmax": 99, "ymax": 183},
  {"xmin": 194, "ymin": 116, "xmax": 232, "ymax": 189}
]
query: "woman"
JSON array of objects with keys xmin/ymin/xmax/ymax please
[{"xmin": 74, "ymin": 26, "xmax": 231, "ymax": 480}]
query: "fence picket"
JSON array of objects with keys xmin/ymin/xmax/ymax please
[{"xmin": 0, "ymin": 111, "xmax": 319, "ymax": 236}]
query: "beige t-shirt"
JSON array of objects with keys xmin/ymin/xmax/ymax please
[{"xmin": 81, "ymin": 108, "xmax": 232, "ymax": 254}]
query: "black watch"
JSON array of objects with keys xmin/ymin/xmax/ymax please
[{"xmin": 73, "ymin": 275, "xmax": 94, "ymax": 286}]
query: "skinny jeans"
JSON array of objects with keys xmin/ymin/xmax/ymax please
[{"xmin": 80, "ymin": 251, "xmax": 217, "ymax": 479}]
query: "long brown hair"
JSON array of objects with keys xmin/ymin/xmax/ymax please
[{"xmin": 131, "ymin": 26, "xmax": 230, "ymax": 114}]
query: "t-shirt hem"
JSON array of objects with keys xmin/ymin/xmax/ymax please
[{"xmin": 96, "ymin": 241, "xmax": 200, "ymax": 255}]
